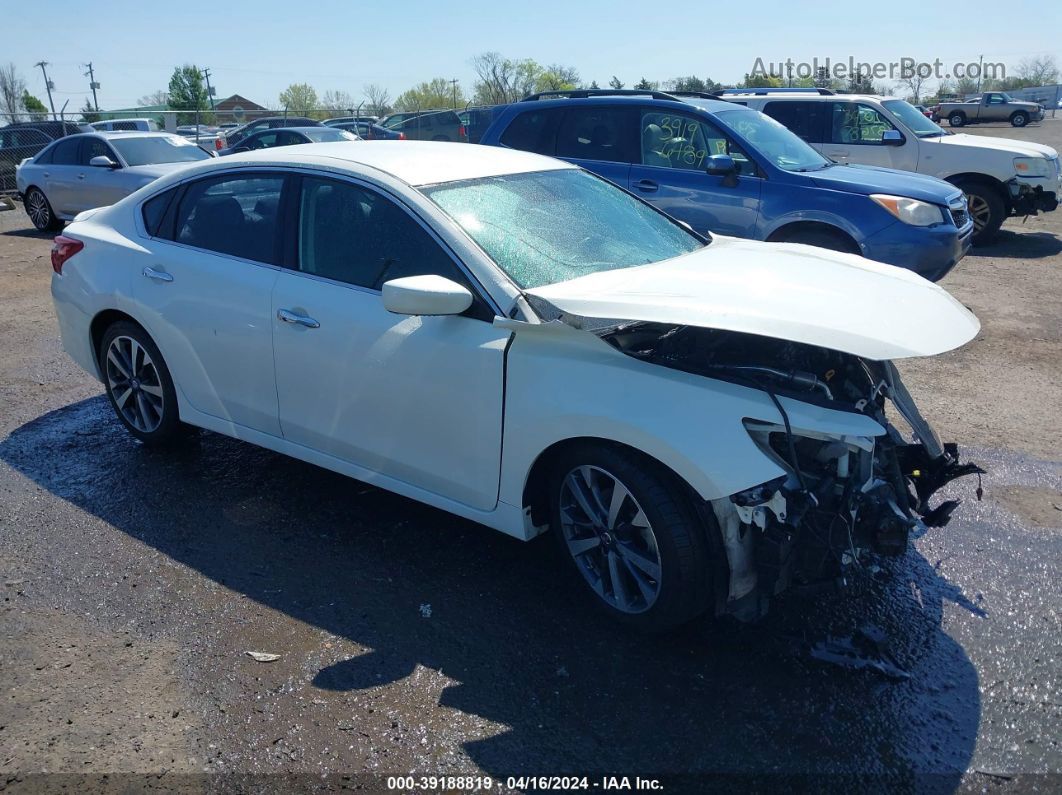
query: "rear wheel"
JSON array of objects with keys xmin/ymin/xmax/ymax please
[
  {"xmin": 99, "ymin": 321, "xmax": 185, "ymax": 446},
  {"xmin": 25, "ymin": 187, "xmax": 62, "ymax": 232},
  {"xmin": 956, "ymin": 180, "xmax": 1005, "ymax": 244},
  {"xmin": 548, "ymin": 443, "xmax": 714, "ymax": 632},
  {"xmin": 948, "ymin": 112, "xmax": 966, "ymax": 127},
  {"xmin": 1010, "ymin": 111, "xmax": 1029, "ymax": 128}
]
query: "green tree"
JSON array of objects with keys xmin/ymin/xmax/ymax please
[
  {"xmin": 168, "ymin": 65, "xmax": 210, "ymax": 124},
  {"xmin": 633, "ymin": 77, "xmax": 658, "ymax": 90},
  {"xmin": 740, "ymin": 73, "xmax": 783, "ymax": 88},
  {"xmin": 666, "ymin": 76, "xmax": 723, "ymax": 94},
  {"xmin": 470, "ymin": 52, "xmax": 546, "ymax": 103},
  {"xmin": 843, "ymin": 68, "xmax": 874, "ymax": 95},
  {"xmin": 394, "ymin": 78, "xmax": 464, "ymax": 111},
  {"xmin": 79, "ymin": 98, "xmax": 101, "ymax": 123},
  {"xmin": 22, "ymin": 90, "xmax": 49, "ymax": 120},
  {"xmin": 608, "ymin": 76, "xmax": 624, "ymax": 90},
  {"xmin": 589, "ymin": 80, "xmax": 600, "ymax": 89},
  {"xmin": 279, "ymin": 82, "xmax": 319, "ymax": 116},
  {"xmin": 535, "ymin": 64, "xmax": 580, "ymax": 93}
]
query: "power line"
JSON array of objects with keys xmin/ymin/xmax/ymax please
[{"xmin": 83, "ymin": 62, "xmax": 100, "ymax": 112}]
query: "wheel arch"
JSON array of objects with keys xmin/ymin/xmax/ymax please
[
  {"xmin": 943, "ymin": 172, "xmax": 1010, "ymax": 209},
  {"xmin": 765, "ymin": 220, "xmax": 861, "ymax": 252},
  {"xmin": 89, "ymin": 309, "xmax": 146, "ymax": 375}
]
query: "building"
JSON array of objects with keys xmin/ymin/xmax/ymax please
[{"xmin": 212, "ymin": 94, "xmax": 271, "ymax": 124}]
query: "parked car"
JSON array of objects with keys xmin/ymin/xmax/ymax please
[
  {"xmin": 323, "ymin": 115, "xmax": 379, "ymax": 126},
  {"xmin": 1, "ymin": 126, "xmax": 52, "ymax": 193},
  {"xmin": 16, "ymin": 132, "xmax": 212, "ymax": 231},
  {"xmin": 175, "ymin": 124, "xmax": 218, "ymax": 137},
  {"xmin": 733, "ymin": 91, "xmax": 1060, "ymax": 243},
  {"xmin": 47, "ymin": 141, "xmax": 982, "ymax": 630},
  {"xmin": 91, "ymin": 118, "xmax": 160, "ymax": 132},
  {"xmin": 1, "ymin": 120, "xmax": 92, "ymax": 140},
  {"xmin": 931, "ymin": 92, "xmax": 1044, "ymax": 127},
  {"xmin": 381, "ymin": 110, "xmax": 465, "ymax": 142},
  {"xmin": 217, "ymin": 126, "xmax": 359, "ymax": 156},
  {"xmin": 482, "ymin": 91, "xmax": 972, "ymax": 281},
  {"xmin": 460, "ymin": 106, "xmax": 505, "ymax": 144},
  {"xmin": 220, "ymin": 117, "xmax": 322, "ymax": 150},
  {"xmin": 330, "ymin": 120, "xmax": 404, "ymax": 140}
]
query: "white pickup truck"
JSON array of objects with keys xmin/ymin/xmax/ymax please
[{"xmin": 730, "ymin": 91, "xmax": 1060, "ymax": 243}]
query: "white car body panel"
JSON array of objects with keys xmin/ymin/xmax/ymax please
[{"xmin": 526, "ymin": 236, "xmax": 980, "ymax": 360}]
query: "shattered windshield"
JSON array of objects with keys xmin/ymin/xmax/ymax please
[{"xmin": 421, "ymin": 169, "xmax": 705, "ymax": 289}]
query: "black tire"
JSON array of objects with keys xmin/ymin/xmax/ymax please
[
  {"xmin": 1010, "ymin": 111, "xmax": 1029, "ymax": 128},
  {"xmin": 948, "ymin": 112, "xmax": 966, "ymax": 127},
  {"xmin": 98, "ymin": 321, "xmax": 185, "ymax": 446},
  {"xmin": 777, "ymin": 227, "xmax": 860, "ymax": 255},
  {"xmin": 25, "ymin": 187, "xmax": 62, "ymax": 232},
  {"xmin": 956, "ymin": 180, "xmax": 1006, "ymax": 245},
  {"xmin": 547, "ymin": 442, "xmax": 714, "ymax": 633}
]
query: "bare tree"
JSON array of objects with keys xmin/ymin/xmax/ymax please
[
  {"xmin": 321, "ymin": 89, "xmax": 355, "ymax": 112},
  {"xmin": 471, "ymin": 51, "xmax": 518, "ymax": 105},
  {"xmin": 137, "ymin": 90, "xmax": 170, "ymax": 107},
  {"xmin": 1017, "ymin": 55, "xmax": 1059, "ymax": 87},
  {"xmin": 899, "ymin": 71, "xmax": 930, "ymax": 101},
  {"xmin": 363, "ymin": 83, "xmax": 391, "ymax": 117},
  {"xmin": 0, "ymin": 62, "xmax": 26, "ymax": 120}
]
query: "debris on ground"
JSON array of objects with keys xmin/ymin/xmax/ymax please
[
  {"xmin": 418, "ymin": 603, "xmax": 432, "ymax": 618},
  {"xmin": 244, "ymin": 651, "xmax": 281, "ymax": 663},
  {"xmin": 805, "ymin": 624, "xmax": 911, "ymax": 681}
]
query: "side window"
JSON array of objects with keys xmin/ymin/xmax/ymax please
[
  {"xmin": 830, "ymin": 103, "xmax": 896, "ymax": 145},
  {"xmin": 248, "ymin": 132, "xmax": 279, "ymax": 149},
  {"xmin": 556, "ymin": 107, "xmax": 633, "ymax": 163},
  {"xmin": 142, "ymin": 188, "xmax": 177, "ymax": 236},
  {"xmin": 79, "ymin": 137, "xmax": 117, "ymax": 165},
  {"xmin": 499, "ymin": 108, "xmax": 562, "ymax": 155},
  {"xmin": 49, "ymin": 138, "xmax": 82, "ymax": 165},
  {"xmin": 986, "ymin": 94, "xmax": 1003, "ymax": 105},
  {"xmin": 640, "ymin": 111, "xmax": 757, "ymax": 175},
  {"xmin": 296, "ymin": 176, "xmax": 480, "ymax": 296},
  {"xmin": 275, "ymin": 131, "xmax": 302, "ymax": 147},
  {"xmin": 174, "ymin": 174, "xmax": 285, "ymax": 263},
  {"xmin": 762, "ymin": 101, "xmax": 826, "ymax": 143}
]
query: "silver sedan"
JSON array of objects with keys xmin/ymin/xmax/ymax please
[{"xmin": 16, "ymin": 132, "xmax": 213, "ymax": 231}]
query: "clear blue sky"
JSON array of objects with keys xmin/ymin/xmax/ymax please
[{"xmin": 7, "ymin": 0, "xmax": 1061, "ymax": 110}]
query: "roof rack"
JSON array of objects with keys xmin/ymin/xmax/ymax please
[
  {"xmin": 520, "ymin": 88, "xmax": 682, "ymax": 102},
  {"xmin": 711, "ymin": 87, "xmax": 835, "ymax": 96},
  {"xmin": 664, "ymin": 91, "xmax": 719, "ymax": 99}
]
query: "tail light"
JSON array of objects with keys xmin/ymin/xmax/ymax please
[
  {"xmin": 398, "ymin": 132, "xmax": 406, "ymax": 140},
  {"xmin": 215, "ymin": 138, "xmax": 223, "ymax": 150},
  {"xmin": 51, "ymin": 235, "xmax": 84, "ymax": 275},
  {"xmin": 459, "ymin": 125, "xmax": 466, "ymax": 139}
]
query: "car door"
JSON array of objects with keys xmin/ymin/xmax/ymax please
[
  {"xmin": 270, "ymin": 174, "xmax": 509, "ymax": 510},
  {"xmin": 73, "ymin": 137, "xmax": 128, "ymax": 211},
  {"xmin": 821, "ymin": 102, "xmax": 904, "ymax": 168},
  {"xmin": 982, "ymin": 93, "xmax": 1005, "ymax": 121},
  {"xmin": 628, "ymin": 109, "xmax": 762, "ymax": 237},
  {"xmin": 41, "ymin": 137, "xmax": 83, "ymax": 216},
  {"xmin": 553, "ymin": 105, "xmax": 634, "ymax": 188},
  {"xmin": 132, "ymin": 172, "xmax": 287, "ymax": 435}
]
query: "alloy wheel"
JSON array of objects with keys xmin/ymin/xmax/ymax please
[
  {"xmin": 966, "ymin": 193, "xmax": 992, "ymax": 235},
  {"xmin": 27, "ymin": 190, "xmax": 50, "ymax": 230},
  {"xmin": 105, "ymin": 335, "xmax": 165, "ymax": 433},
  {"xmin": 558, "ymin": 465, "xmax": 662, "ymax": 614}
]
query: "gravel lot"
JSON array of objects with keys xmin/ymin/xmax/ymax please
[{"xmin": 1, "ymin": 124, "xmax": 1060, "ymax": 792}]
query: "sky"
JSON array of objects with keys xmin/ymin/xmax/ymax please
[{"xmin": 6, "ymin": 0, "xmax": 1061, "ymax": 112}]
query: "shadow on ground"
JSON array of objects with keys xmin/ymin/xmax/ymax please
[
  {"xmin": 1, "ymin": 397, "xmax": 985, "ymax": 788},
  {"xmin": 968, "ymin": 229, "xmax": 1061, "ymax": 259}
]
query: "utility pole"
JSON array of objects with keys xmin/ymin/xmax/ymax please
[
  {"xmin": 202, "ymin": 68, "xmax": 216, "ymax": 110},
  {"xmin": 450, "ymin": 78, "xmax": 459, "ymax": 109},
  {"xmin": 83, "ymin": 62, "xmax": 100, "ymax": 111},
  {"xmin": 35, "ymin": 61, "xmax": 56, "ymax": 118},
  {"xmin": 975, "ymin": 54, "xmax": 984, "ymax": 94}
]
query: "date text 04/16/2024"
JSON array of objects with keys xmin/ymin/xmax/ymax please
[{"xmin": 386, "ymin": 775, "xmax": 665, "ymax": 791}]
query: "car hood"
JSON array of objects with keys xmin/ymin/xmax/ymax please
[
  {"xmin": 524, "ymin": 236, "xmax": 980, "ymax": 361},
  {"xmin": 809, "ymin": 163, "xmax": 960, "ymax": 203},
  {"xmin": 930, "ymin": 133, "xmax": 1058, "ymax": 159},
  {"xmin": 123, "ymin": 162, "xmax": 200, "ymax": 180}
]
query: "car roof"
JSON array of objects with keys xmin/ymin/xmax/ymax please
[
  {"xmin": 516, "ymin": 95, "xmax": 736, "ymax": 113},
  {"xmin": 93, "ymin": 131, "xmax": 186, "ymax": 139},
  {"xmin": 728, "ymin": 93, "xmax": 894, "ymax": 103},
  {"xmin": 211, "ymin": 140, "xmax": 570, "ymax": 186},
  {"xmin": 253, "ymin": 126, "xmax": 338, "ymax": 134}
]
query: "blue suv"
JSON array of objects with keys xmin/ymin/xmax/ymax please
[{"xmin": 479, "ymin": 90, "xmax": 973, "ymax": 281}]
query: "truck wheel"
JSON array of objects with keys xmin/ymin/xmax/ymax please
[
  {"xmin": 948, "ymin": 112, "xmax": 966, "ymax": 127},
  {"xmin": 956, "ymin": 181, "xmax": 1005, "ymax": 245},
  {"xmin": 548, "ymin": 443, "xmax": 714, "ymax": 633},
  {"xmin": 1010, "ymin": 112, "xmax": 1029, "ymax": 128}
]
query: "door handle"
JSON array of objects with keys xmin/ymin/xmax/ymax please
[
  {"xmin": 277, "ymin": 308, "xmax": 320, "ymax": 329},
  {"xmin": 633, "ymin": 179, "xmax": 659, "ymax": 192},
  {"xmin": 142, "ymin": 266, "xmax": 173, "ymax": 282},
  {"xmin": 77, "ymin": 174, "xmax": 86, "ymax": 180}
]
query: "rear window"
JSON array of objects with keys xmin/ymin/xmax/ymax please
[
  {"xmin": 555, "ymin": 106, "xmax": 635, "ymax": 164},
  {"xmin": 762, "ymin": 101, "xmax": 827, "ymax": 143},
  {"xmin": 499, "ymin": 109, "xmax": 562, "ymax": 155}
]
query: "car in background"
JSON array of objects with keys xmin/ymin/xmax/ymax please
[
  {"xmin": 175, "ymin": 124, "xmax": 218, "ymax": 137},
  {"xmin": 733, "ymin": 90, "xmax": 1060, "ymax": 243},
  {"xmin": 460, "ymin": 106, "xmax": 505, "ymax": 144},
  {"xmin": 932, "ymin": 92, "xmax": 1044, "ymax": 127},
  {"xmin": 217, "ymin": 126, "xmax": 359, "ymax": 156},
  {"xmin": 324, "ymin": 115, "xmax": 379, "ymax": 126},
  {"xmin": 913, "ymin": 105, "xmax": 932, "ymax": 118},
  {"xmin": 482, "ymin": 90, "xmax": 972, "ymax": 281},
  {"xmin": 2, "ymin": 120, "xmax": 92, "ymax": 140},
  {"xmin": 16, "ymin": 132, "xmax": 212, "ymax": 231},
  {"xmin": 220, "ymin": 116, "xmax": 322, "ymax": 150},
  {"xmin": 91, "ymin": 119, "xmax": 160, "ymax": 132},
  {"xmin": 330, "ymin": 120, "xmax": 403, "ymax": 140},
  {"xmin": 49, "ymin": 142, "xmax": 982, "ymax": 631},
  {"xmin": 381, "ymin": 110, "xmax": 465, "ymax": 142},
  {"xmin": 1, "ymin": 126, "xmax": 53, "ymax": 193}
]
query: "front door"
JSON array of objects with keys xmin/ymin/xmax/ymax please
[
  {"xmin": 820, "ymin": 102, "xmax": 906, "ymax": 169},
  {"xmin": 629, "ymin": 109, "xmax": 762, "ymax": 237},
  {"xmin": 271, "ymin": 175, "xmax": 508, "ymax": 510},
  {"xmin": 73, "ymin": 137, "xmax": 128, "ymax": 211}
]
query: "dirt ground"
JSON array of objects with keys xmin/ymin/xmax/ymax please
[{"xmin": 1, "ymin": 124, "xmax": 1060, "ymax": 793}]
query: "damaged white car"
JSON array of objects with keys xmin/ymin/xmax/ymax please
[{"xmin": 49, "ymin": 142, "xmax": 983, "ymax": 631}]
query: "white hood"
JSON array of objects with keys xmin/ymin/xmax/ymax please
[
  {"xmin": 933, "ymin": 133, "xmax": 1058, "ymax": 160},
  {"xmin": 525, "ymin": 237, "xmax": 980, "ymax": 361}
]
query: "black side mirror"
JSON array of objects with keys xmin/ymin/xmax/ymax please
[
  {"xmin": 706, "ymin": 154, "xmax": 739, "ymax": 187},
  {"xmin": 882, "ymin": 129, "xmax": 903, "ymax": 146}
]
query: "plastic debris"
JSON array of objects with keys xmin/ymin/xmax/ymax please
[
  {"xmin": 808, "ymin": 624, "xmax": 910, "ymax": 681},
  {"xmin": 418, "ymin": 603, "xmax": 432, "ymax": 618},
  {"xmin": 245, "ymin": 651, "xmax": 281, "ymax": 663}
]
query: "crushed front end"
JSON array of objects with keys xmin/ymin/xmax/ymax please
[{"xmin": 602, "ymin": 323, "xmax": 985, "ymax": 620}]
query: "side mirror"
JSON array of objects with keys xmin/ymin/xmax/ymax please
[
  {"xmin": 882, "ymin": 129, "xmax": 903, "ymax": 146},
  {"xmin": 705, "ymin": 154, "xmax": 737, "ymax": 175},
  {"xmin": 382, "ymin": 275, "xmax": 473, "ymax": 316},
  {"xmin": 89, "ymin": 155, "xmax": 119, "ymax": 168}
]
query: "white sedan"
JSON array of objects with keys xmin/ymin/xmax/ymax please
[{"xmin": 49, "ymin": 142, "xmax": 983, "ymax": 631}]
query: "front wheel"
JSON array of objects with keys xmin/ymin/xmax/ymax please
[
  {"xmin": 956, "ymin": 181, "xmax": 1005, "ymax": 244},
  {"xmin": 1011, "ymin": 112, "xmax": 1029, "ymax": 127},
  {"xmin": 99, "ymin": 321, "xmax": 185, "ymax": 446},
  {"xmin": 548, "ymin": 443, "xmax": 714, "ymax": 632},
  {"xmin": 25, "ymin": 187, "xmax": 62, "ymax": 232}
]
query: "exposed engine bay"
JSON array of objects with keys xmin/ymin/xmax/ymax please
[{"xmin": 600, "ymin": 322, "xmax": 985, "ymax": 620}]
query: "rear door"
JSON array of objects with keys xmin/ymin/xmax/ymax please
[
  {"xmin": 628, "ymin": 108, "xmax": 762, "ymax": 237},
  {"xmin": 553, "ymin": 105, "xmax": 635, "ymax": 188},
  {"xmin": 41, "ymin": 137, "xmax": 83, "ymax": 216}
]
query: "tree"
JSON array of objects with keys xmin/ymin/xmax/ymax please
[
  {"xmin": 589, "ymin": 80, "xmax": 600, "ymax": 89},
  {"xmin": 535, "ymin": 64, "xmax": 580, "ymax": 93},
  {"xmin": 394, "ymin": 78, "xmax": 464, "ymax": 111},
  {"xmin": 279, "ymin": 83, "xmax": 318, "ymax": 116},
  {"xmin": 953, "ymin": 76, "xmax": 978, "ymax": 97},
  {"xmin": 608, "ymin": 76, "xmax": 624, "ymax": 90},
  {"xmin": 0, "ymin": 62, "xmax": 26, "ymax": 121},
  {"xmin": 79, "ymin": 98, "xmax": 101, "ymax": 124},
  {"xmin": 666, "ymin": 76, "xmax": 723, "ymax": 94},
  {"xmin": 633, "ymin": 77, "xmax": 658, "ymax": 91},
  {"xmin": 168, "ymin": 65, "xmax": 209, "ymax": 123},
  {"xmin": 363, "ymin": 83, "xmax": 392, "ymax": 117},
  {"xmin": 470, "ymin": 52, "xmax": 544, "ymax": 104},
  {"xmin": 138, "ymin": 90, "xmax": 170, "ymax": 107},
  {"xmin": 899, "ymin": 72, "xmax": 929, "ymax": 102},
  {"xmin": 22, "ymin": 90, "xmax": 48, "ymax": 120},
  {"xmin": 1017, "ymin": 55, "xmax": 1058, "ymax": 87},
  {"xmin": 740, "ymin": 73, "xmax": 782, "ymax": 88},
  {"xmin": 844, "ymin": 68, "xmax": 874, "ymax": 95},
  {"xmin": 320, "ymin": 89, "xmax": 355, "ymax": 113}
]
